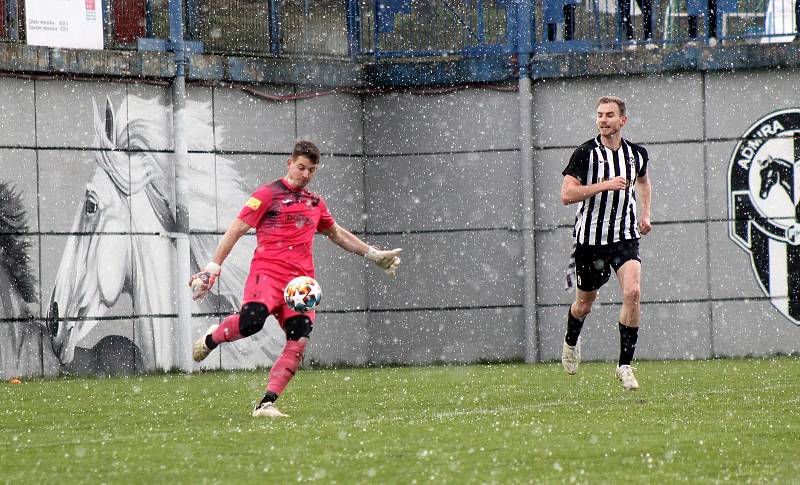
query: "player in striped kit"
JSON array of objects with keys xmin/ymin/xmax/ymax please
[{"xmin": 559, "ymin": 96, "xmax": 652, "ymax": 390}]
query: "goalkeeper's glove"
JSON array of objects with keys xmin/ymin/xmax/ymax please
[
  {"xmin": 365, "ymin": 247, "xmax": 402, "ymax": 277},
  {"xmin": 189, "ymin": 262, "xmax": 221, "ymax": 301}
]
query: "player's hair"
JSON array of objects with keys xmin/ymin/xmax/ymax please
[
  {"xmin": 292, "ymin": 140, "xmax": 321, "ymax": 165},
  {"xmin": 597, "ymin": 96, "xmax": 626, "ymax": 116}
]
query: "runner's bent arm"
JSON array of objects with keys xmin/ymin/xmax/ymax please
[
  {"xmin": 636, "ymin": 173, "xmax": 652, "ymax": 235},
  {"xmin": 561, "ymin": 175, "xmax": 628, "ymax": 205}
]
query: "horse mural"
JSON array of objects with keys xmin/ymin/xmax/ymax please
[
  {"xmin": 757, "ymin": 155, "xmax": 795, "ymax": 200},
  {"xmin": 47, "ymin": 95, "xmax": 285, "ymax": 373},
  {"xmin": 0, "ymin": 182, "xmax": 55, "ymax": 378},
  {"xmin": 756, "ymin": 154, "xmax": 800, "ymax": 223}
]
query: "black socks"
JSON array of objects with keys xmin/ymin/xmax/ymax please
[
  {"xmin": 618, "ymin": 323, "xmax": 639, "ymax": 366},
  {"xmin": 205, "ymin": 334, "xmax": 218, "ymax": 351},
  {"xmin": 565, "ymin": 308, "xmax": 585, "ymax": 347},
  {"xmin": 565, "ymin": 309, "xmax": 639, "ymax": 365},
  {"xmin": 259, "ymin": 391, "xmax": 279, "ymax": 406}
]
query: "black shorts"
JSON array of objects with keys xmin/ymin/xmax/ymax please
[{"xmin": 574, "ymin": 239, "xmax": 640, "ymax": 292}]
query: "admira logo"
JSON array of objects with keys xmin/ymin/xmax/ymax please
[{"xmin": 728, "ymin": 109, "xmax": 800, "ymax": 325}]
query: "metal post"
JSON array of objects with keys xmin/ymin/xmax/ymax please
[
  {"xmin": 7, "ymin": 0, "xmax": 18, "ymax": 40},
  {"xmin": 518, "ymin": 0, "xmax": 538, "ymax": 363},
  {"xmin": 477, "ymin": 0, "xmax": 485, "ymax": 44},
  {"xmin": 185, "ymin": 0, "xmax": 198, "ymax": 40},
  {"xmin": 347, "ymin": 0, "xmax": 361, "ymax": 59},
  {"xmin": 374, "ymin": 0, "xmax": 380, "ymax": 59},
  {"xmin": 506, "ymin": 0, "xmax": 519, "ymax": 52},
  {"xmin": 169, "ymin": 0, "xmax": 192, "ymax": 372},
  {"xmin": 103, "ymin": 0, "xmax": 113, "ymax": 46},
  {"xmin": 145, "ymin": 0, "xmax": 154, "ymax": 38},
  {"xmin": 269, "ymin": 0, "xmax": 281, "ymax": 56}
]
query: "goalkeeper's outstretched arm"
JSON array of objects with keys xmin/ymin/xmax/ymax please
[
  {"xmin": 189, "ymin": 218, "xmax": 252, "ymax": 300},
  {"xmin": 211, "ymin": 218, "xmax": 252, "ymax": 266},
  {"xmin": 321, "ymin": 223, "xmax": 402, "ymax": 277}
]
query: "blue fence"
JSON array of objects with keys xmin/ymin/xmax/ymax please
[
  {"xmin": 537, "ymin": 0, "xmax": 800, "ymax": 53},
  {"xmin": 0, "ymin": 0, "xmax": 797, "ymax": 58}
]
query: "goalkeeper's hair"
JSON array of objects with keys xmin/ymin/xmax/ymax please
[{"xmin": 292, "ymin": 140, "xmax": 321, "ymax": 165}]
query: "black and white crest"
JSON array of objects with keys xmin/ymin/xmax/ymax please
[{"xmin": 728, "ymin": 108, "xmax": 800, "ymax": 325}]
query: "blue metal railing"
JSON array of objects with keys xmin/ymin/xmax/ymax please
[
  {"xmin": 2, "ymin": 0, "xmax": 20, "ymax": 41},
  {"xmin": 535, "ymin": 0, "xmax": 799, "ymax": 52},
  {"xmin": 362, "ymin": 0, "xmax": 523, "ymax": 59},
  {"xmin": 0, "ymin": 1, "xmax": 797, "ymax": 58}
]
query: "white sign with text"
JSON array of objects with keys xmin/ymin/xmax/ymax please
[{"xmin": 26, "ymin": 0, "xmax": 104, "ymax": 50}]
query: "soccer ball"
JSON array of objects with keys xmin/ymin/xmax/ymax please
[{"xmin": 283, "ymin": 276, "xmax": 322, "ymax": 313}]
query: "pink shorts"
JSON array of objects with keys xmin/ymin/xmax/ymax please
[{"xmin": 242, "ymin": 273, "xmax": 315, "ymax": 327}]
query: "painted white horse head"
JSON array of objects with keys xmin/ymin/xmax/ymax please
[{"xmin": 48, "ymin": 95, "xmax": 284, "ymax": 370}]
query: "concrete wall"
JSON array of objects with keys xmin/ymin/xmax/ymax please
[
  {"xmin": 2, "ymin": 67, "xmax": 799, "ymax": 378},
  {"xmin": 362, "ymin": 88, "xmax": 525, "ymax": 365}
]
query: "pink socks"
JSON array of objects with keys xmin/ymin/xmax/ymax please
[
  {"xmin": 211, "ymin": 314, "xmax": 243, "ymax": 343},
  {"xmin": 267, "ymin": 338, "xmax": 307, "ymax": 395}
]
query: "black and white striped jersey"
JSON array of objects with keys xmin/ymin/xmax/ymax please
[{"xmin": 562, "ymin": 135, "xmax": 649, "ymax": 246}]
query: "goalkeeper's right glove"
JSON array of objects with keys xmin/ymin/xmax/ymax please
[
  {"xmin": 189, "ymin": 262, "xmax": 221, "ymax": 301},
  {"xmin": 365, "ymin": 247, "xmax": 402, "ymax": 277}
]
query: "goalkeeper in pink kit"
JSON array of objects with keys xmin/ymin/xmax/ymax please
[{"xmin": 190, "ymin": 141, "xmax": 401, "ymax": 417}]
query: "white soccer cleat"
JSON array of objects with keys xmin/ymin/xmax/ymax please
[
  {"xmin": 192, "ymin": 324, "xmax": 219, "ymax": 362},
  {"xmin": 252, "ymin": 402, "xmax": 289, "ymax": 418},
  {"xmin": 561, "ymin": 339, "xmax": 581, "ymax": 375},
  {"xmin": 616, "ymin": 365, "xmax": 639, "ymax": 391}
]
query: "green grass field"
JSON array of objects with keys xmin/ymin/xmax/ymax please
[{"xmin": 2, "ymin": 357, "xmax": 799, "ymax": 484}]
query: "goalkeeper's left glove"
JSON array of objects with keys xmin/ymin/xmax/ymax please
[
  {"xmin": 189, "ymin": 262, "xmax": 221, "ymax": 301},
  {"xmin": 365, "ymin": 247, "xmax": 402, "ymax": 277}
]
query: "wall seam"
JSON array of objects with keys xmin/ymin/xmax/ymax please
[
  {"xmin": 360, "ymin": 92, "xmax": 373, "ymax": 364},
  {"xmin": 33, "ymin": 78, "xmax": 45, "ymax": 376},
  {"xmin": 702, "ymin": 70, "xmax": 715, "ymax": 358}
]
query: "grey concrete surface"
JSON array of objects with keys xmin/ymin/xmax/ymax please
[
  {"xmin": 0, "ymin": 77, "xmax": 35, "ymax": 147},
  {"xmin": 213, "ymin": 85, "xmax": 296, "ymax": 153},
  {"xmin": 365, "ymin": 231, "xmax": 523, "ymax": 311},
  {"xmin": 35, "ymin": 80, "xmax": 128, "ymax": 149},
  {"xmin": 363, "ymin": 88, "xmax": 519, "ymax": 155},
  {"xmin": 713, "ymin": 300, "xmax": 800, "ymax": 357},
  {"xmin": 706, "ymin": 140, "xmax": 739, "ymax": 221},
  {"xmin": 532, "ymin": 72, "xmax": 704, "ymax": 148},
  {"xmin": 367, "ymin": 307, "xmax": 525, "ymax": 364},
  {"xmin": 307, "ymin": 312, "xmax": 370, "ymax": 366},
  {"xmin": 364, "ymin": 152, "xmax": 522, "ymax": 233},
  {"xmin": 705, "ymin": 69, "xmax": 800, "ymax": 140},
  {"xmin": 313, "ymin": 238, "xmax": 368, "ymax": 312},
  {"xmin": 296, "ymin": 92, "xmax": 364, "ymax": 155}
]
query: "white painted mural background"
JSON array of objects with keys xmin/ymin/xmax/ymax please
[{"xmin": 2, "ymin": 94, "xmax": 286, "ymax": 377}]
